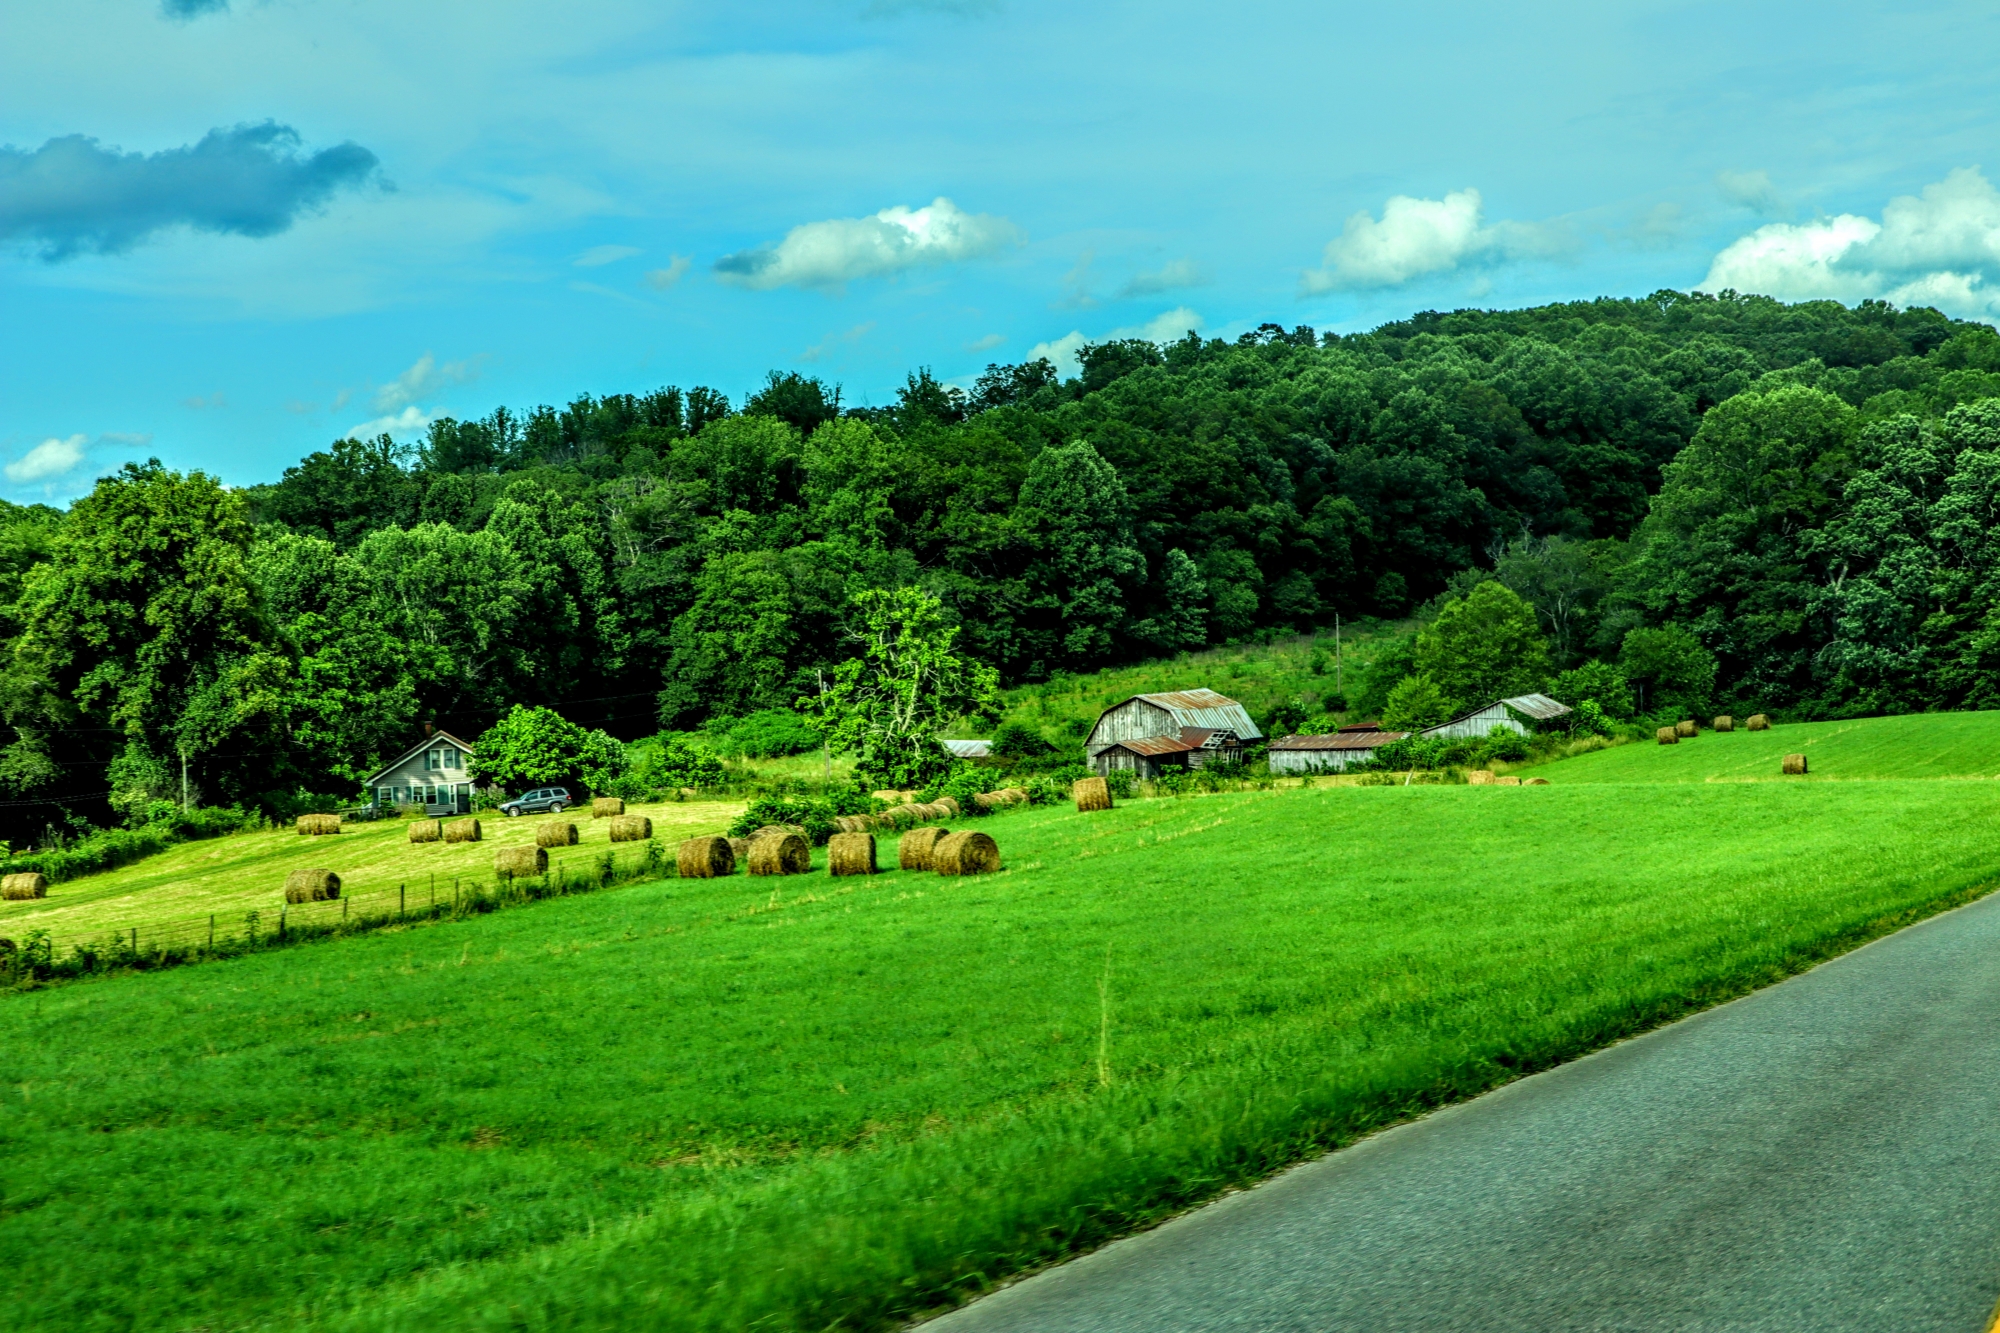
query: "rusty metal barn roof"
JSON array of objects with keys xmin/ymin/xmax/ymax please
[
  {"xmin": 1106, "ymin": 735, "xmax": 1197, "ymax": 757},
  {"xmin": 1269, "ymin": 730, "xmax": 1409, "ymax": 751},
  {"xmin": 1127, "ymin": 689, "xmax": 1263, "ymax": 739},
  {"xmin": 1503, "ymin": 693, "xmax": 1573, "ymax": 720}
]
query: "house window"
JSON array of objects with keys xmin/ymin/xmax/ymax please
[
  {"xmin": 444, "ymin": 749, "xmax": 460, "ymax": 770},
  {"xmin": 427, "ymin": 749, "xmax": 442, "ymax": 770},
  {"xmin": 377, "ymin": 786, "xmax": 393, "ymax": 806}
]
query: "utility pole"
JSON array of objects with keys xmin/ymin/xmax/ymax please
[
  {"xmin": 180, "ymin": 749, "xmax": 189, "ymax": 814},
  {"xmin": 1335, "ymin": 614, "xmax": 1343, "ymax": 695}
]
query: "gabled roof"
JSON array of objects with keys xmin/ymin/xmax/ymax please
[
  {"xmin": 362, "ymin": 730, "xmax": 477, "ymax": 787},
  {"xmin": 1100, "ymin": 688, "xmax": 1262, "ymax": 740},
  {"xmin": 1270, "ymin": 730, "xmax": 1410, "ymax": 751},
  {"xmin": 1503, "ymin": 692, "xmax": 1573, "ymax": 721},
  {"xmin": 1104, "ymin": 734, "xmax": 1196, "ymax": 757}
]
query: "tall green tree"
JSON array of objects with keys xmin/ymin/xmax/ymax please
[
  {"xmin": 1015, "ymin": 441, "xmax": 1145, "ymax": 669},
  {"xmin": 1411, "ymin": 581, "xmax": 1552, "ymax": 713}
]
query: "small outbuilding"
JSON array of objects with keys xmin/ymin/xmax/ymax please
[
  {"xmin": 1084, "ymin": 689, "xmax": 1262, "ymax": 778},
  {"xmin": 1267, "ymin": 723, "xmax": 1411, "ymax": 774},
  {"xmin": 363, "ymin": 729, "xmax": 478, "ymax": 815},
  {"xmin": 940, "ymin": 739, "xmax": 993, "ymax": 760},
  {"xmin": 1420, "ymin": 693, "xmax": 1573, "ymax": 742}
]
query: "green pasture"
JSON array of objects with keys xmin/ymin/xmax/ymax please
[
  {"xmin": 0, "ymin": 797, "xmax": 745, "ymax": 950},
  {"xmin": 1531, "ymin": 709, "xmax": 2000, "ymax": 783},
  {"xmin": 7, "ymin": 778, "xmax": 2000, "ymax": 1331}
]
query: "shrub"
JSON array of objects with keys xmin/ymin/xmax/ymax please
[
  {"xmin": 0, "ymin": 806, "xmax": 258, "ymax": 883},
  {"xmin": 617, "ymin": 734, "xmax": 725, "ymax": 797},
  {"xmin": 1477, "ymin": 725, "xmax": 1531, "ymax": 763},
  {"xmin": 922, "ymin": 766, "xmax": 994, "ymax": 817},
  {"xmin": 989, "ymin": 722, "xmax": 1055, "ymax": 759},
  {"xmin": 727, "ymin": 790, "xmax": 879, "ymax": 845},
  {"xmin": 1548, "ymin": 660, "xmax": 1636, "ymax": 720},
  {"xmin": 1105, "ymin": 769, "xmax": 1137, "ymax": 799},
  {"xmin": 722, "ymin": 709, "xmax": 822, "ymax": 759}
]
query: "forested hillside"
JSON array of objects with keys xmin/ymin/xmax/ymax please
[{"xmin": 5, "ymin": 287, "xmax": 2000, "ymax": 840}]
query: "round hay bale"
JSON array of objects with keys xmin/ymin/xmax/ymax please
[
  {"xmin": 1675, "ymin": 719, "xmax": 1697, "ymax": 738},
  {"xmin": 898, "ymin": 826, "xmax": 950, "ymax": 871},
  {"xmin": 1713, "ymin": 715, "xmax": 1735, "ymax": 733},
  {"xmin": 1466, "ymin": 769, "xmax": 1495, "ymax": 785},
  {"xmin": 677, "ymin": 835, "xmax": 734, "ymax": 879},
  {"xmin": 536, "ymin": 821, "xmax": 579, "ymax": 849},
  {"xmin": 591, "ymin": 797, "xmax": 626, "ymax": 818},
  {"xmin": 1523, "ymin": 777, "xmax": 1550, "ymax": 786},
  {"xmin": 974, "ymin": 790, "xmax": 1006, "ymax": 811},
  {"xmin": 1, "ymin": 872, "xmax": 49, "ymax": 901},
  {"xmin": 828, "ymin": 832, "xmax": 877, "ymax": 876},
  {"xmin": 1747, "ymin": 713, "xmax": 1771, "ymax": 731},
  {"xmin": 933, "ymin": 830, "xmax": 1000, "ymax": 876},
  {"xmin": 727, "ymin": 836, "xmax": 751, "ymax": 865},
  {"xmin": 1782, "ymin": 753, "xmax": 1809, "ymax": 775},
  {"xmin": 1656, "ymin": 726, "xmax": 1679, "ymax": 745},
  {"xmin": 443, "ymin": 818, "xmax": 482, "ymax": 843},
  {"xmin": 609, "ymin": 815, "xmax": 653, "ymax": 843},
  {"xmin": 753, "ymin": 823, "xmax": 807, "ymax": 841},
  {"xmin": 871, "ymin": 789, "xmax": 918, "ymax": 804},
  {"xmin": 295, "ymin": 813, "xmax": 341, "ymax": 836},
  {"xmin": 933, "ymin": 795, "xmax": 961, "ymax": 816},
  {"xmin": 1001, "ymin": 787, "xmax": 1029, "ymax": 804},
  {"xmin": 1074, "ymin": 776, "xmax": 1112, "ymax": 812},
  {"xmin": 1493, "ymin": 776, "xmax": 1522, "ymax": 787},
  {"xmin": 495, "ymin": 845, "xmax": 547, "ymax": 878},
  {"xmin": 283, "ymin": 868, "xmax": 340, "ymax": 903},
  {"xmin": 747, "ymin": 832, "xmax": 811, "ymax": 876},
  {"xmin": 835, "ymin": 814, "xmax": 878, "ymax": 834},
  {"xmin": 408, "ymin": 819, "xmax": 441, "ymax": 843}
]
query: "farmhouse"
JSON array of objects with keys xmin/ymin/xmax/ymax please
[
  {"xmin": 1084, "ymin": 689, "xmax": 1262, "ymax": 778},
  {"xmin": 364, "ymin": 728, "xmax": 478, "ymax": 814},
  {"xmin": 1421, "ymin": 693, "xmax": 1573, "ymax": 741},
  {"xmin": 1267, "ymin": 723, "xmax": 1411, "ymax": 774}
]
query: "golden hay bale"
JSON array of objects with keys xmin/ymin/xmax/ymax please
[
  {"xmin": 837, "ymin": 814, "xmax": 879, "ymax": 834},
  {"xmin": 1074, "ymin": 776, "xmax": 1112, "ymax": 812},
  {"xmin": 1465, "ymin": 770, "xmax": 1495, "ymax": 785},
  {"xmin": 748, "ymin": 832, "xmax": 811, "ymax": 876},
  {"xmin": 591, "ymin": 797, "xmax": 625, "ymax": 818},
  {"xmin": 898, "ymin": 825, "xmax": 950, "ymax": 870},
  {"xmin": 408, "ymin": 819, "xmax": 441, "ymax": 843},
  {"xmin": 609, "ymin": 815, "xmax": 653, "ymax": 843},
  {"xmin": 1713, "ymin": 715, "xmax": 1735, "ymax": 732},
  {"xmin": 1494, "ymin": 776, "xmax": 1522, "ymax": 786},
  {"xmin": 974, "ymin": 790, "xmax": 1007, "ymax": 811},
  {"xmin": 1001, "ymin": 787, "xmax": 1029, "ymax": 804},
  {"xmin": 1747, "ymin": 713, "xmax": 1771, "ymax": 731},
  {"xmin": 934, "ymin": 830, "xmax": 1000, "ymax": 876},
  {"xmin": 1656, "ymin": 726, "xmax": 1679, "ymax": 745},
  {"xmin": 295, "ymin": 813, "xmax": 341, "ymax": 836},
  {"xmin": 536, "ymin": 821, "xmax": 579, "ymax": 849},
  {"xmin": 677, "ymin": 835, "xmax": 734, "ymax": 879},
  {"xmin": 1675, "ymin": 719, "xmax": 1697, "ymax": 738},
  {"xmin": 933, "ymin": 795, "xmax": 961, "ymax": 816},
  {"xmin": 444, "ymin": 818, "xmax": 482, "ymax": 843},
  {"xmin": 283, "ymin": 868, "xmax": 340, "ymax": 903},
  {"xmin": 1782, "ymin": 753, "xmax": 1809, "ymax": 775},
  {"xmin": 1, "ymin": 873, "xmax": 49, "ymax": 901},
  {"xmin": 1523, "ymin": 777, "xmax": 1550, "ymax": 786},
  {"xmin": 871, "ymin": 789, "xmax": 918, "ymax": 804},
  {"xmin": 828, "ymin": 832, "xmax": 877, "ymax": 876},
  {"xmin": 495, "ymin": 845, "xmax": 547, "ymax": 878},
  {"xmin": 728, "ymin": 837, "xmax": 751, "ymax": 865},
  {"xmin": 753, "ymin": 823, "xmax": 807, "ymax": 841}
]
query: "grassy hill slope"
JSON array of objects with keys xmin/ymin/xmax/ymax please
[
  {"xmin": 1531, "ymin": 711, "xmax": 2000, "ymax": 783},
  {"xmin": 7, "ymin": 778, "xmax": 2000, "ymax": 1331}
]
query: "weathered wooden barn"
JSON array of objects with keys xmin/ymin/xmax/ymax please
[
  {"xmin": 1420, "ymin": 693, "xmax": 1573, "ymax": 741},
  {"xmin": 1084, "ymin": 689, "xmax": 1262, "ymax": 778},
  {"xmin": 1267, "ymin": 723, "xmax": 1410, "ymax": 773},
  {"xmin": 364, "ymin": 729, "xmax": 477, "ymax": 814}
]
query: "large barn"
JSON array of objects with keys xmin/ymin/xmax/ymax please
[
  {"xmin": 1420, "ymin": 693, "xmax": 1573, "ymax": 741},
  {"xmin": 1084, "ymin": 689, "xmax": 1262, "ymax": 778}
]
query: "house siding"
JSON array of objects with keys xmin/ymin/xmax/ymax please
[{"xmin": 367, "ymin": 738, "xmax": 477, "ymax": 814}]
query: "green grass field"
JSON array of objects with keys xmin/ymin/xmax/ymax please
[
  {"xmin": 1531, "ymin": 710, "xmax": 2000, "ymax": 783},
  {"xmin": 0, "ymin": 797, "xmax": 745, "ymax": 951},
  {"xmin": 7, "ymin": 777, "xmax": 2000, "ymax": 1331}
]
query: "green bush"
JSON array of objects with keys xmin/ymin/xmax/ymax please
[
  {"xmin": 616, "ymin": 734, "xmax": 726, "ymax": 797},
  {"xmin": 989, "ymin": 722, "xmax": 1055, "ymax": 759},
  {"xmin": 722, "ymin": 709, "xmax": 822, "ymax": 759},
  {"xmin": 727, "ymin": 790, "xmax": 879, "ymax": 845},
  {"xmin": 0, "ymin": 806, "xmax": 259, "ymax": 883}
]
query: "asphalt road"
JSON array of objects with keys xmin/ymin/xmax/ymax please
[{"xmin": 929, "ymin": 893, "xmax": 2000, "ymax": 1332}]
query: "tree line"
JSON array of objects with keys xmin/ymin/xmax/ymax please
[{"xmin": 3, "ymin": 287, "xmax": 1997, "ymax": 843}]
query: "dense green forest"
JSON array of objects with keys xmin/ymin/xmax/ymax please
[{"xmin": 6, "ymin": 287, "xmax": 2000, "ymax": 843}]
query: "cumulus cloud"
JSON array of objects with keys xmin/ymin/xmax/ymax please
[
  {"xmin": 715, "ymin": 197, "xmax": 1023, "ymax": 292},
  {"xmin": 801, "ymin": 322, "xmax": 875, "ymax": 363},
  {"xmin": 0, "ymin": 122, "xmax": 381, "ymax": 261},
  {"xmin": 1301, "ymin": 188, "xmax": 1565, "ymax": 293},
  {"xmin": 965, "ymin": 332, "xmax": 1006, "ymax": 352},
  {"xmin": 5, "ymin": 434, "xmax": 88, "ymax": 484},
  {"xmin": 343, "ymin": 353, "xmax": 479, "ymax": 438},
  {"xmin": 346, "ymin": 404, "xmax": 440, "ymax": 440},
  {"xmin": 183, "ymin": 391, "xmax": 226, "ymax": 409},
  {"xmin": 643, "ymin": 255, "xmax": 691, "ymax": 289},
  {"xmin": 1699, "ymin": 168, "xmax": 2000, "ymax": 318},
  {"xmin": 1027, "ymin": 306, "xmax": 1202, "ymax": 378},
  {"xmin": 573, "ymin": 244, "xmax": 641, "ymax": 268},
  {"xmin": 1717, "ymin": 169, "xmax": 1785, "ymax": 215},
  {"xmin": 1117, "ymin": 257, "xmax": 1208, "ymax": 299}
]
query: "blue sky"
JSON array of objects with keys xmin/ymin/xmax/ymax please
[{"xmin": 6, "ymin": 0, "xmax": 2000, "ymax": 501}]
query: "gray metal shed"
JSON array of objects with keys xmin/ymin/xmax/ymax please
[
  {"xmin": 1420, "ymin": 693, "xmax": 1573, "ymax": 742},
  {"xmin": 1267, "ymin": 727, "xmax": 1410, "ymax": 774}
]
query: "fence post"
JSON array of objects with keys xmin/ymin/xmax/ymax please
[
  {"xmin": 279, "ymin": 908, "xmax": 286, "ymax": 941},
  {"xmin": 343, "ymin": 896, "xmax": 349, "ymax": 923},
  {"xmin": 208, "ymin": 914, "xmax": 215, "ymax": 950},
  {"xmin": 399, "ymin": 883, "xmax": 405, "ymax": 919}
]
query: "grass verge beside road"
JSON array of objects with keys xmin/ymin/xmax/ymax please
[{"xmin": 5, "ymin": 780, "xmax": 1998, "ymax": 1331}]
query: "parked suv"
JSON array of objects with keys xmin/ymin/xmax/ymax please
[{"xmin": 499, "ymin": 786, "xmax": 572, "ymax": 817}]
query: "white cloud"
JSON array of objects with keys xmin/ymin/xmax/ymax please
[
  {"xmin": 1717, "ymin": 169, "xmax": 1784, "ymax": 215},
  {"xmin": 182, "ymin": 391, "xmax": 226, "ymax": 409},
  {"xmin": 573, "ymin": 244, "xmax": 642, "ymax": 267},
  {"xmin": 1699, "ymin": 168, "xmax": 2000, "ymax": 319},
  {"xmin": 800, "ymin": 322, "xmax": 874, "ymax": 363},
  {"xmin": 370, "ymin": 351, "xmax": 480, "ymax": 413},
  {"xmin": 1301, "ymin": 188, "xmax": 1565, "ymax": 293},
  {"xmin": 1117, "ymin": 257, "xmax": 1208, "ymax": 299},
  {"xmin": 5, "ymin": 434, "xmax": 88, "ymax": 483},
  {"xmin": 965, "ymin": 332, "xmax": 1006, "ymax": 352},
  {"xmin": 345, "ymin": 404, "xmax": 440, "ymax": 440},
  {"xmin": 715, "ymin": 197, "xmax": 1024, "ymax": 291},
  {"xmin": 1027, "ymin": 306, "xmax": 1202, "ymax": 378},
  {"xmin": 643, "ymin": 255, "xmax": 691, "ymax": 289}
]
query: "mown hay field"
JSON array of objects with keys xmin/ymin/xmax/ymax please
[
  {"xmin": 1531, "ymin": 709, "xmax": 2000, "ymax": 783},
  {"xmin": 6, "ymin": 781, "xmax": 2000, "ymax": 1331},
  {"xmin": 0, "ymin": 798, "xmax": 744, "ymax": 949}
]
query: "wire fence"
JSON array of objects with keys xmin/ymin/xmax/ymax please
[{"xmin": 1, "ymin": 839, "xmax": 675, "ymax": 986}]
